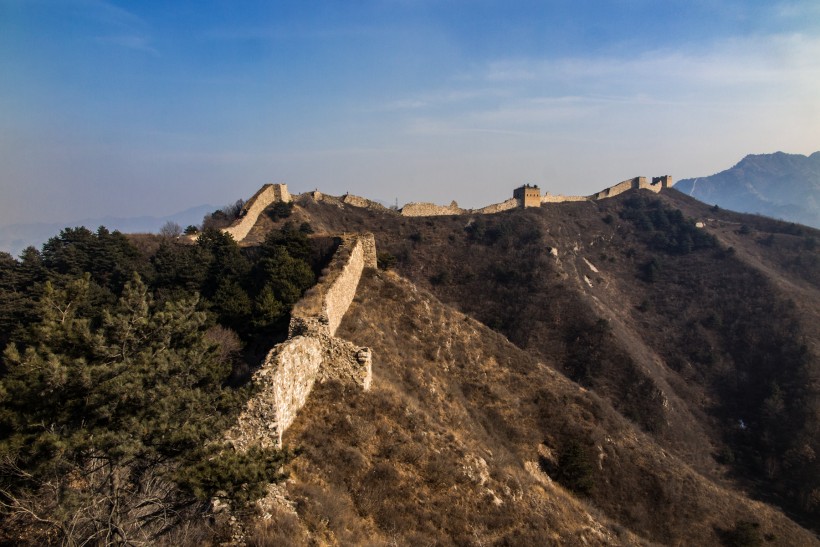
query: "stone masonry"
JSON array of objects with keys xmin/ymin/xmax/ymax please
[
  {"xmin": 400, "ymin": 201, "xmax": 465, "ymax": 216},
  {"xmin": 227, "ymin": 232, "xmax": 377, "ymax": 450},
  {"xmin": 399, "ymin": 176, "xmax": 674, "ymax": 217},
  {"xmin": 513, "ymin": 185, "xmax": 542, "ymax": 207},
  {"xmin": 222, "ymin": 183, "xmax": 291, "ymax": 242}
]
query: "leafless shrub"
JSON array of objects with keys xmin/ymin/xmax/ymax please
[{"xmin": 159, "ymin": 220, "xmax": 183, "ymax": 238}]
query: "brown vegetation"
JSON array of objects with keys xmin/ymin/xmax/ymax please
[{"xmin": 266, "ymin": 189, "xmax": 819, "ymax": 542}]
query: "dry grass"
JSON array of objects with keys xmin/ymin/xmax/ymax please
[{"xmin": 274, "ymin": 270, "xmax": 819, "ymax": 545}]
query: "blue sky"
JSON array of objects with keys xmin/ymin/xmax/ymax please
[{"xmin": 1, "ymin": 0, "xmax": 819, "ymax": 225}]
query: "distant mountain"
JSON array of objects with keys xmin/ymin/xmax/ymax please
[
  {"xmin": 675, "ymin": 151, "xmax": 820, "ymax": 228},
  {"xmin": 0, "ymin": 204, "xmax": 215, "ymax": 258}
]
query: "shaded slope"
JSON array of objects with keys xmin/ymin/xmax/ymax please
[{"xmin": 272, "ymin": 270, "xmax": 817, "ymax": 545}]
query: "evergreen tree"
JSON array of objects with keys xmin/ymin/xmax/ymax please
[{"xmin": 0, "ymin": 274, "xmax": 287, "ymax": 544}]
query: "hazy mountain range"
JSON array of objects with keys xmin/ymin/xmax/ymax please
[
  {"xmin": 676, "ymin": 151, "xmax": 820, "ymax": 228},
  {"xmin": 0, "ymin": 204, "xmax": 215, "ymax": 258}
]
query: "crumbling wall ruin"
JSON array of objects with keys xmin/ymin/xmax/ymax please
[
  {"xmin": 401, "ymin": 201, "xmax": 465, "ymax": 217},
  {"xmin": 476, "ymin": 198, "xmax": 520, "ymax": 214},
  {"xmin": 302, "ymin": 191, "xmax": 391, "ymax": 212},
  {"xmin": 541, "ymin": 193, "xmax": 588, "ymax": 204},
  {"xmin": 588, "ymin": 176, "xmax": 672, "ymax": 200},
  {"xmin": 227, "ymin": 233, "xmax": 377, "ymax": 449}
]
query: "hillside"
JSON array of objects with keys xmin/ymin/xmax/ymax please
[
  {"xmin": 1, "ymin": 183, "xmax": 818, "ymax": 545},
  {"xmin": 675, "ymin": 152, "xmax": 820, "ymax": 228},
  {"xmin": 262, "ymin": 187, "xmax": 819, "ymax": 542},
  {"xmin": 269, "ymin": 270, "xmax": 817, "ymax": 545}
]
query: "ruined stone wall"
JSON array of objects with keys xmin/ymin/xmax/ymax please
[
  {"xmin": 401, "ymin": 201, "xmax": 465, "ymax": 217},
  {"xmin": 323, "ymin": 235, "xmax": 369, "ymax": 335},
  {"xmin": 588, "ymin": 176, "xmax": 673, "ymax": 200},
  {"xmin": 223, "ymin": 183, "xmax": 291, "ymax": 242},
  {"xmin": 226, "ymin": 336, "xmax": 323, "ymax": 450},
  {"xmin": 652, "ymin": 175, "xmax": 674, "ymax": 189},
  {"xmin": 289, "ymin": 233, "xmax": 377, "ymax": 337},
  {"xmin": 637, "ymin": 177, "xmax": 665, "ymax": 193},
  {"xmin": 541, "ymin": 193, "xmax": 588, "ymax": 204},
  {"xmin": 340, "ymin": 194, "xmax": 392, "ymax": 212},
  {"xmin": 590, "ymin": 178, "xmax": 638, "ymax": 200},
  {"xmin": 476, "ymin": 198, "xmax": 520, "ymax": 214},
  {"xmin": 228, "ymin": 233, "xmax": 376, "ymax": 450}
]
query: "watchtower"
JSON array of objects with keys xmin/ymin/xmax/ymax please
[{"xmin": 513, "ymin": 184, "xmax": 542, "ymax": 208}]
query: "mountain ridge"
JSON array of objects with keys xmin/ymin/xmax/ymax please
[
  {"xmin": 676, "ymin": 151, "xmax": 820, "ymax": 228},
  {"xmin": 223, "ymin": 185, "xmax": 819, "ymax": 543}
]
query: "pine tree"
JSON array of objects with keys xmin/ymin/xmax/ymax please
[{"xmin": 0, "ymin": 274, "xmax": 286, "ymax": 544}]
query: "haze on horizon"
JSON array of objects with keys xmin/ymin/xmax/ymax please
[{"xmin": 1, "ymin": 0, "xmax": 819, "ymax": 226}]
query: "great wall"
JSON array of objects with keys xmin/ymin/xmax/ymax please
[
  {"xmin": 219, "ymin": 174, "xmax": 673, "ymax": 449},
  {"xmin": 225, "ymin": 232, "xmax": 376, "ymax": 451},
  {"xmin": 395, "ymin": 175, "xmax": 673, "ymax": 217},
  {"xmin": 217, "ymin": 175, "xmax": 673, "ymax": 235}
]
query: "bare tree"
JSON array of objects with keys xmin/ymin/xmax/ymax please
[{"xmin": 159, "ymin": 221, "xmax": 183, "ymax": 238}]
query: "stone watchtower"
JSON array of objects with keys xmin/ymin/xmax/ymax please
[{"xmin": 513, "ymin": 184, "xmax": 542, "ymax": 208}]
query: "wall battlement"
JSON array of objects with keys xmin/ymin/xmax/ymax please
[{"xmin": 227, "ymin": 232, "xmax": 377, "ymax": 450}]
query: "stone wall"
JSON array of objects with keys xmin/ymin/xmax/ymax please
[
  {"xmin": 223, "ymin": 183, "xmax": 291, "ymax": 242},
  {"xmin": 401, "ymin": 201, "xmax": 465, "ymax": 217},
  {"xmin": 226, "ymin": 336, "xmax": 323, "ymax": 451},
  {"xmin": 590, "ymin": 177, "xmax": 640, "ymax": 200},
  {"xmin": 475, "ymin": 198, "xmax": 520, "ymax": 214},
  {"xmin": 303, "ymin": 191, "xmax": 391, "ymax": 213},
  {"xmin": 541, "ymin": 193, "xmax": 588, "ymax": 203},
  {"xmin": 289, "ymin": 233, "xmax": 377, "ymax": 337},
  {"xmin": 651, "ymin": 175, "xmax": 673, "ymax": 189},
  {"xmin": 227, "ymin": 233, "xmax": 377, "ymax": 449}
]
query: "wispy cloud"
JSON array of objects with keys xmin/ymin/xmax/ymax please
[
  {"xmin": 203, "ymin": 24, "xmax": 390, "ymax": 42},
  {"xmin": 481, "ymin": 34, "xmax": 820, "ymax": 90},
  {"xmin": 376, "ymin": 88, "xmax": 509, "ymax": 112},
  {"xmin": 75, "ymin": 0, "xmax": 158, "ymax": 55},
  {"xmin": 95, "ymin": 34, "xmax": 158, "ymax": 55},
  {"xmin": 79, "ymin": 0, "xmax": 145, "ymax": 28},
  {"xmin": 385, "ymin": 32, "xmax": 820, "ymax": 137}
]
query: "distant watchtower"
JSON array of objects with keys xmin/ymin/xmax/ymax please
[{"xmin": 514, "ymin": 184, "xmax": 542, "ymax": 208}]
